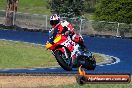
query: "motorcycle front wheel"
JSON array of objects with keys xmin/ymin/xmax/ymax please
[{"xmin": 54, "ymin": 50, "xmax": 72, "ymax": 71}]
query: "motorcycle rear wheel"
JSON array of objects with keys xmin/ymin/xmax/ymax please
[
  {"xmin": 85, "ymin": 57, "xmax": 96, "ymax": 70},
  {"xmin": 54, "ymin": 50, "xmax": 72, "ymax": 71}
]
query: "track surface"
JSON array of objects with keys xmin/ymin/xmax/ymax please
[{"xmin": 0, "ymin": 30, "xmax": 132, "ymax": 74}]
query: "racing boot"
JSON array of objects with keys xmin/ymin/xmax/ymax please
[{"xmin": 80, "ymin": 44, "xmax": 89, "ymax": 53}]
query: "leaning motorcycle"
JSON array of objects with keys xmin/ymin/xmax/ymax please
[{"xmin": 45, "ymin": 33, "xmax": 96, "ymax": 71}]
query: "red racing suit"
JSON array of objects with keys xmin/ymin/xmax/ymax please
[{"xmin": 49, "ymin": 20, "xmax": 84, "ymax": 47}]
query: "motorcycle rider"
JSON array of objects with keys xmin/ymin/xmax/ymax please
[{"xmin": 49, "ymin": 14, "xmax": 87, "ymax": 51}]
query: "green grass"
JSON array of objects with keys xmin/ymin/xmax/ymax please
[
  {"xmin": 18, "ymin": 0, "xmax": 51, "ymax": 15},
  {"xmin": 0, "ymin": 40, "xmax": 57, "ymax": 69},
  {"xmin": 93, "ymin": 53, "xmax": 104, "ymax": 63},
  {"xmin": 84, "ymin": 13, "xmax": 94, "ymax": 20},
  {"xmin": 0, "ymin": 40, "xmax": 103, "ymax": 69},
  {"xmin": 0, "ymin": 0, "xmax": 6, "ymax": 10},
  {"xmin": 0, "ymin": 0, "xmax": 51, "ymax": 15}
]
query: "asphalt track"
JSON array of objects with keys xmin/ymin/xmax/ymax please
[{"xmin": 0, "ymin": 30, "xmax": 132, "ymax": 74}]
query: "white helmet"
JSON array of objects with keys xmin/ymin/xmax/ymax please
[{"xmin": 50, "ymin": 14, "xmax": 60, "ymax": 26}]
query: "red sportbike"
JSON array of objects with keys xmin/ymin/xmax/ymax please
[{"xmin": 45, "ymin": 34, "xmax": 96, "ymax": 71}]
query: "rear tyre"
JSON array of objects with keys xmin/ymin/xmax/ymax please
[
  {"xmin": 85, "ymin": 57, "xmax": 96, "ymax": 70},
  {"xmin": 54, "ymin": 50, "xmax": 72, "ymax": 71}
]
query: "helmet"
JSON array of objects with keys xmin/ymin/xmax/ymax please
[{"xmin": 50, "ymin": 14, "xmax": 60, "ymax": 26}]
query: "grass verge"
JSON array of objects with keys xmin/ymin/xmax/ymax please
[
  {"xmin": 0, "ymin": 40, "xmax": 57, "ymax": 69},
  {"xmin": 0, "ymin": 0, "xmax": 51, "ymax": 15}
]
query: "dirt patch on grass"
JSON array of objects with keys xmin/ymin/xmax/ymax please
[
  {"xmin": 0, "ymin": 75, "xmax": 131, "ymax": 88},
  {"xmin": 0, "ymin": 76, "xmax": 76, "ymax": 88}
]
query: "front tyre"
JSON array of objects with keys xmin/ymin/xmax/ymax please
[{"xmin": 54, "ymin": 50, "xmax": 72, "ymax": 71}]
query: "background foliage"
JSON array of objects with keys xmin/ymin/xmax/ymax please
[
  {"xmin": 94, "ymin": 0, "xmax": 132, "ymax": 24},
  {"xmin": 48, "ymin": 0, "xmax": 84, "ymax": 17}
]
